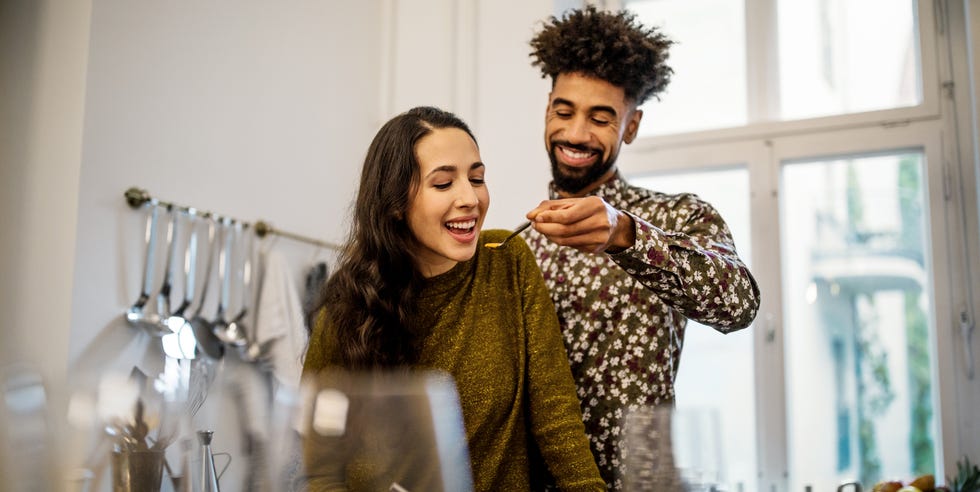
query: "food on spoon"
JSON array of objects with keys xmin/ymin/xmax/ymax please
[{"xmin": 484, "ymin": 242, "xmax": 502, "ymax": 249}]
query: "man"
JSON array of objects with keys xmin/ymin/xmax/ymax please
[{"xmin": 522, "ymin": 6, "xmax": 761, "ymax": 489}]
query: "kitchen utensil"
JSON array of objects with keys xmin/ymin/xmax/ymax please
[
  {"xmin": 126, "ymin": 202, "xmax": 170, "ymax": 336},
  {"xmin": 484, "ymin": 221, "xmax": 531, "ymax": 249},
  {"xmin": 212, "ymin": 220, "xmax": 248, "ymax": 348},
  {"xmin": 155, "ymin": 205, "xmax": 181, "ymax": 328},
  {"xmin": 163, "ymin": 210, "xmax": 200, "ymax": 359},
  {"xmin": 226, "ymin": 226, "xmax": 257, "ymax": 359},
  {"xmin": 166, "ymin": 209, "xmax": 199, "ymax": 331},
  {"xmin": 189, "ymin": 215, "xmax": 225, "ymax": 360},
  {"xmin": 198, "ymin": 430, "xmax": 230, "ymax": 492}
]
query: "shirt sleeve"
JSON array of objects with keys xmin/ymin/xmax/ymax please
[
  {"xmin": 514, "ymin": 238, "xmax": 606, "ymax": 491},
  {"xmin": 608, "ymin": 194, "xmax": 761, "ymax": 332}
]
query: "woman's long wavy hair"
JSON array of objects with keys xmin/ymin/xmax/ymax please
[{"xmin": 316, "ymin": 106, "xmax": 477, "ymax": 369}]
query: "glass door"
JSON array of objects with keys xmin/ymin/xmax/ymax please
[{"xmin": 780, "ymin": 150, "xmax": 938, "ymax": 489}]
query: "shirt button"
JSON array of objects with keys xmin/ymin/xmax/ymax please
[{"xmin": 557, "ymin": 274, "xmax": 566, "ymax": 283}]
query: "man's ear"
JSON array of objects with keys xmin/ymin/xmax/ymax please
[{"xmin": 623, "ymin": 109, "xmax": 643, "ymax": 144}]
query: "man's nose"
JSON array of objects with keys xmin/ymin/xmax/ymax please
[{"xmin": 564, "ymin": 116, "xmax": 590, "ymax": 143}]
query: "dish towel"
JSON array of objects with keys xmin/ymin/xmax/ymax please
[{"xmin": 255, "ymin": 249, "xmax": 308, "ymax": 391}]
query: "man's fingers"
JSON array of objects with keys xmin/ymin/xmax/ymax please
[{"xmin": 527, "ymin": 199, "xmax": 577, "ymax": 221}]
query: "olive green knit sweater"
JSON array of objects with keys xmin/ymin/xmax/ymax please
[{"xmin": 302, "ymin": 230, "xmax": 604, "ymax": 491}]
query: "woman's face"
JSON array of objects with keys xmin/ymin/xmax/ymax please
[{"xmin": 407, "ymin": 127, "xmax": 489, "ymax": 278}]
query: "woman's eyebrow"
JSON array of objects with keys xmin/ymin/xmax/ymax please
[
  {"xmin": 425, "ymin": 161, "xmax": 484, "ymax": 177},
  {"xmin": 425, "ymin": 164, "xmax": 458, "ymax": 177}
]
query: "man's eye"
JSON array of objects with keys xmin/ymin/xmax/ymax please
[
  {"xmin": 592, "ymin": 118, "xmax": 611, "ymax": 125},
  {"xmin": 470, "ymin": 177, "xmax": 485, "ymax": 185},
  {"xmin": 556, "ymin": 111, "xmax": 573, "ymax": 118}
]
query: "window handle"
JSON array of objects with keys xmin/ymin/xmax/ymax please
[{"xmin": 961, "ymin": 309, "xmax": 975, "ymax": 380}]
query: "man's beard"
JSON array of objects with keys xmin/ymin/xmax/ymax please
[{"xmin": 549, "ymin": 141, "xmax": 616, "ymax": 194}]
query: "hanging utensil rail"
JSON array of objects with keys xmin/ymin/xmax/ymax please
[{"xmin": 124, "ymin": 186, "xmax": 341, "ymax": 252}]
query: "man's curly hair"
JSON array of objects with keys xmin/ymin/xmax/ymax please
[{"xmin": 529, "ymin": 6, "xmax": 674, "ymax": 105}]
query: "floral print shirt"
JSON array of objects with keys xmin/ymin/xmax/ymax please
[{"xmin": 522, "ymin": 174, "xmax": 761, "ymax": 490}]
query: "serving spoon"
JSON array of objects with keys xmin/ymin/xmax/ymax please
[
  {"xmin": 162, "ymin": 209, "xmax": 200, "ymax": 359},
  {"xmin": 188, "ymin": 215, "xmax": 225, "ymax": 360},
  {"xmin": 126, "ymin": 203, "xmax": 171, "ymax": 336},
  {"xmin": 223, "ymin": 225, "xmax": 256, "ymax": 357},
  {"xmin": 211, "ymin": 222, "xmax": 252, "ymax": 350},
  {"xmin": 484, "ymin": 221, "xmax": 532, "ymax": 249},
  {"xmin": 211, "ymin": 219, "xmax": 248, "ymax": 348}
]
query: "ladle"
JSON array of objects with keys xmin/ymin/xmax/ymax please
[
  {"xmin": 126, "ymin": 202, "xmax": 170, "ymax": 336},
  {"xmin": 212, "ymin": 220, "xmax": 249, "ymax": 348},
  {"xmin": 188, "ymin": 216, "xmax": 225, "ymax": 360},
  {"xmin": 166, "ymin": 208, "xmax": 198, "ymax": 330},
  {"xmin": 225, "ymin": 225, "xmax": 257, "ymax": 358},
  {"xmin": 162, "ymin": 209, "xmax": 200, "ymax": 359},
  {"xmin": 155, "ymin": 204, "xmax": 181, "ymax": 327}
]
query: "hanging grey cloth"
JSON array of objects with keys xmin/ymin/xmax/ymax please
[{"xmin": 303, "ymin": 261, "xmax": 329, "ymax": 334}]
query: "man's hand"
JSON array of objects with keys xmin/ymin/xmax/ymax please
[{"xmin": 526, "ymin": 196, "xmax": 636, "ymax": 254}]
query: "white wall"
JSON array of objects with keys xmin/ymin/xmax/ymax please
[
  {"xmin": 0, "ymin": 0, "xmax": 90, "ymax": 387},
  {"xmin": 384, "ymin": 0, "xmax": 556, "ymax": 229},
  {"xmin": 0, "ymin": 0, "xmax": 92, "ymax": 486},
  {"xmin": 68, "ymin": 0, "xmax": 382, "ymax": 368},
  {"xmin": 2, "ymin": 0, "xmax": 560, "ymax": 485}
]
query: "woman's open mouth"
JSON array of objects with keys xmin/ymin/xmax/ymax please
[{"xmin": 445, "ymin": 219, "xmax": 477, "ymax": 240}]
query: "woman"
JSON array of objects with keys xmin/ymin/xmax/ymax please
[{"xmin": 302, "ymin": 106, "xmax": 604, "ymax": 491}]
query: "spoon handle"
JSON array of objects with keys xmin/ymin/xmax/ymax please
[{"xmin": 485, "ymin": 221, "xmax": 531, "ymax": 249}]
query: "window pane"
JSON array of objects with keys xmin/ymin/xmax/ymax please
[
  {"xmin": 778, "ymin": 0, "xmax": 921, "ymax": 120},
  {"xmin": 780, "ymin": 151, "xmax": 937, "ymax": 490},
  {"xmin": 626, "ymin": 0, "xmax": 747, "ymax": 136},
  {"xmin": 628, "ymin": 168, "xmax": 756, "ymax": 492}
]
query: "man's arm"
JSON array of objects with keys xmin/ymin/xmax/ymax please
[{"xmin": 528, "ymin": 194, "xmax": 760, "ymax": 331}]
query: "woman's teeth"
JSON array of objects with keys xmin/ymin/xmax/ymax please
[{"xmin": 446, "ymin": 220, "xmax": 476, "ymax": 230}]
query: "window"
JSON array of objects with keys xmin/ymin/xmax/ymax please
[
  {"xmin": 777, "ymin": 0, "xmax": 920, "ymax": 120},
  {"xmin": 624, "ymin": 0, "xmax": 923, "ymax": 136},
  {"xmin": 630, "ymin": 169, "xmax": 757, "ymax": 491},
  {"xmin": 781, "ymin": 151, "xmax": 936, "ymax": 489},
  {"xmin": 612, "ymin": 0, "xmax": 975, "ymax": 490},
  {"xmin": 626, "ymin": 0, "xmax": 747, "ymax": 134}
]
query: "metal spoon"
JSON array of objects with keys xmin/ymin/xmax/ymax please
[
  {"xmin": 163, "ymin": 209, "xmax": 200, "ymax": 359},
  {"xmin": 212, "ymin": 220, "xmax": 249, "ymax": 348},
  {"xmin": 166, "ymin": 208, "xmax": 198, "ymax": 330},
  {"xmin": 154, "ymin": 204, "xmax": 181, "ymax": 328},
  {"xmin": 484, "ymin": 221, "xmax": 532, "ymax": 249},
  {"xmin": 227, "ymin": 226, "xmax": 258, "ymax": 360},
  {"xmin": 126, "ymin": 202, "xmax": 170, "ymax": 336},
  {"xmin": 188, "ymin": 215, "xmax": 225, "ymax": 360}
]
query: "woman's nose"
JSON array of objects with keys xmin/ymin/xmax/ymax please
[{"xmin": 455, "ymin": 183, "xmax": 479, "ymax": 207}]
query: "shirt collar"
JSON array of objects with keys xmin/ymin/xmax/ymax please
[{"xmin": 548, "ymin": 172, "xmax": 627, "ymax": 203}]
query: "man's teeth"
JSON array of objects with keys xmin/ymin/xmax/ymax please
[
  {"xmin": 562, "ymin": 146, "xmax": 593, "ymax": 159},
  {"xmin": 446, "ymin": 220, "xmax": 476, "ymax": 230}
]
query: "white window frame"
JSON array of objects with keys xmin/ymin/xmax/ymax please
[{"xmin": 605, "ymin": 0, "xmax": 979, "ymax": 488}]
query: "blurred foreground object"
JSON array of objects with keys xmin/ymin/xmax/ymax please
[{"xmin": 300, "ymin": 370, "xmax": 473, "ymax": 492}]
